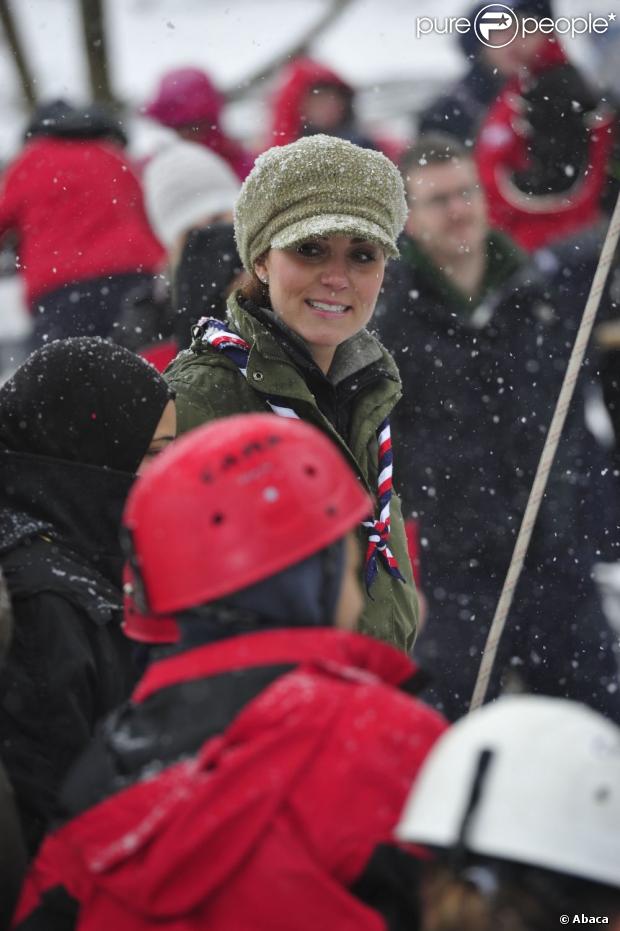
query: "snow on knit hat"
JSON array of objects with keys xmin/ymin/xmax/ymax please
[
  {"xmin": 144, "ymin": 140, "xmax": 240, "ymax": 249},
  {"xmin": 234, "ymin": 134, "xmax": 407, "ymax": 272}
]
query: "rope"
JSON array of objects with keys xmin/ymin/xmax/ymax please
[{"xmin": 469, "ymin": 194, "xmax": 620, "ymax": 712}]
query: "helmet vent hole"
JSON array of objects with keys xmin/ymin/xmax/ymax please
[
  {"xmin": 304, "ymin": 464, "xmax": 317, "ymax": 477},
  {"xmin": 211, "ymin": 512, "xmax": 225, "ymax": 526},
  {"xmin": 326, "ymin": 505, "xmax": 338, "ymax": 517}
]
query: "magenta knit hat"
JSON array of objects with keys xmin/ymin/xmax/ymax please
[{"xmin": 144, "ymin": 68, "xmax": 223, "ymax": 128}]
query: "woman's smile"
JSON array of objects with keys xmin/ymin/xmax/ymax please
[
  {"xmin": 255, "ymin": 234, "xmax": 385, "ymax": 372},
  {"xmin": 305, "ymin": 298, "xmax": 351, "ymax": 317}
]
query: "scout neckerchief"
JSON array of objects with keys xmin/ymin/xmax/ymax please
[{"xmin": 194, "ymin": 317, "xmax": 405, "ymax": 592}]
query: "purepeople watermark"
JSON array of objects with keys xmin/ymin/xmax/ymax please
[{"xmin": 415, "ymin": 4, "xmax": 616, "ymax": 46}]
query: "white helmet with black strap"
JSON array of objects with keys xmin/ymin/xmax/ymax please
[{"xmin": 396, "ymin": 694, "xmax": 620, "ymax": 889}]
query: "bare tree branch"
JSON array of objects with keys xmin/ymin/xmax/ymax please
[
  {"xmin": 226, "ymin": 0, "xmax": 355, "ymax": 103},
  {"xmin": 77, "ymin": 0, "xmax": 118, "ymax": 106},
  {"xmin": 0, "ymin": 0, "xmax": 36, "ymax": 108}
]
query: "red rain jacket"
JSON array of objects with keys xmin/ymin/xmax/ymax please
[
  {"xmin": 271, "ymin": 58, "xmax": 353, "ymax": 146},
  {"xmin": 15, "ymin": 628, "xmax": 447, "ymax": 931},
  {"xmin": 0, "ymin": 138, "xmax": 164, "ymax": 306}
]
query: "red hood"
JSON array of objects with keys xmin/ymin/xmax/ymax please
[
  {"xmin": 270, "ymin": 57, "xmax": 353, "ymax": 147},
  {"xmin": 25, "ymin": 629, "xmax": 445, "ymax": 926}
]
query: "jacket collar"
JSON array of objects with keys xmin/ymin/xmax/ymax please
[
  {"xmin": 227, "ymin": 292, "xmax": 401, "ymax": 391},
  {"xmin": 223, "ymin": 293, "xmax": 402, "ymax": 487},
  {"xmin": 133, "ymin": 627, "xmax": 423, "ymax": 703},
  {"xmin": 398, "ymin": 230, "xmax": 524, "ymax": 316}
]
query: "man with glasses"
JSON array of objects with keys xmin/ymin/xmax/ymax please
[{"xmin": 374, "ymin": 132, "xmax": 620, "ymax": 724}]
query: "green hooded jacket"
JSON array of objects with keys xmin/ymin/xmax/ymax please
[{"xmin": 165, "ymin": 293, "xmax": 418, "ymax": 651}]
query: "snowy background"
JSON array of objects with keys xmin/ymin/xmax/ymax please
[
  {"xmin": 0, "ymin": 0, "xmax": 616, "ymax": 348},
  {"xmin": 0, "ymin": 0, "xmax": 616, "ymax": 161}
]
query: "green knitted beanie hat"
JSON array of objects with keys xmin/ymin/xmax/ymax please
[{"xmin": 234, "ymin": 134, "xmax": 408, "ymax": 273}]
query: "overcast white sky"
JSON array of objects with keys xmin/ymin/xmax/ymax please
[{"xmin": 0, "ymin": 0, "xmax": 614, "ymax": 157}]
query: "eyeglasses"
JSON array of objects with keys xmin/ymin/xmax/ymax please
[{"xmin": 412, "ymin": 186, "xmax": 481, "ymax": 210}]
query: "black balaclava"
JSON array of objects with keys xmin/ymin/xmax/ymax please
[
  {"xmin": 173, "ymin": 222, "xmax": 243, "ymax": 346},
  {"xmin": 0, "ymin": 338, "xmax": 173, "ymax": 473},
  {"xmin": 177, "ymin": 539, "xmax": 347, "ymax": 647}
]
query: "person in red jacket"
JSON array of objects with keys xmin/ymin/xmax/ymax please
[
  {"xmin": 475, "ymin": 33, "xmax": 616, "ymax": 251},
  {"xmin": 269, "ymin": 57, "xmax": 403, "ymax": 161},
  {"xmin": 14, "ymin": 413, "xmax": 447, "ymax": 931},
  {"xmin": 0, "ymin": 99, "xmax": 165, "ymax": 346}
]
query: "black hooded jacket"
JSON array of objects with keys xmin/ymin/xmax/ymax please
[{"xmin": 0, "ymin": 339, "xmax": 172, "ymax": 855}]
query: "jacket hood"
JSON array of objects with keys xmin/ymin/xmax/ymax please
[
  {"xmin": 0, "ymin": 449, "xmax": 134, "ymax": 588},
  {"xmin": 36, "ymin": 628, "xmax": 439, "ymax": 921},
  {"xmin": 271, "ymin": 58, "xmax": 353, "ymax": 146},
  {"xmin": 0, "ymin": 337, "xmax": 173, "ymax": 474},
  {"xmin": 173, "ymin": 223, "xmax": 242, "ymax": 324},
  {"xmin": 134, "ymin": 627, "xmax": 424, "ymax": 702}
]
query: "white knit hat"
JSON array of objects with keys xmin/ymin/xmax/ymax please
[{"xmin": 143, "ymin": 140, "xmax": 240, "ymax": 249}]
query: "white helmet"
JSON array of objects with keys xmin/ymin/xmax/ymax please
[{"xmin": 396, "ymin": 695, "xmax": 620, "ymax": 889}]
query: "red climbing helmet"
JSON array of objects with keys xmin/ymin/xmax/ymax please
[{"xmin": 122, "ymin": 413, "xmax": 372, "ymax": 643}]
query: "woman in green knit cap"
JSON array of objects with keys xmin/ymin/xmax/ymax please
[{"xmin": 165, "ymin": 133, "xmax": 418, "ymax": 651}]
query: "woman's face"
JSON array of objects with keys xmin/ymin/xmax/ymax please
[
  {"xmin": 255, "ymin": 235, "xmax": 386, "ymax": 373},
  {"xmin": 137, "ymin": 399, "xmax": 176, "ymax": 474}
]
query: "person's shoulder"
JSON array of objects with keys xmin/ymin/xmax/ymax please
[
  {"xmin": 321, "ymin": 669, "xmax": 447, "ymax": 767},
  {"xmin": 2, "ymin": 539, "xmax": 121, "ymax": 628},
  {"xmin": 165, "ymin": 344, "xmax": 263, "ymax": 436},
  {"xmin": 165, "ymin": 297, "xmax": 263, "ymax": 392},
  {"xmin": 165, "ymin": 343, "xmax": 248, "ymax": 407}
]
